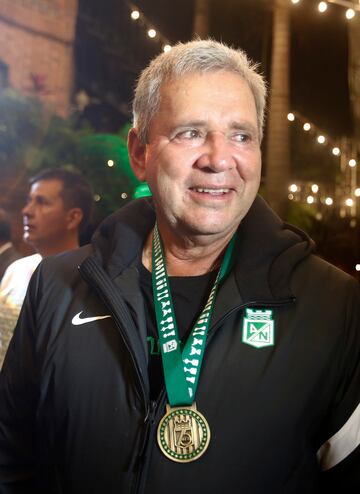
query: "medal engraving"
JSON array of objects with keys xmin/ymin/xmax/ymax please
[{"xmin": 157, "ymin": 404, "xmax": 210, "ymax": 462}]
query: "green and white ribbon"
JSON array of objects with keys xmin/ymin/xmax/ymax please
[{"xmin": 152, "ymin": 224, "xmax": 235, "ymax": 406}]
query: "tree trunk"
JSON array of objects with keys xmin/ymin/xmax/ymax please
[
  {"xmin": 348, "ymin": 14, "xmax": 360, "ymax": 155},
  {"xmin": 193, "ymin": 0, "xmax": 210, "ymax": 38},
  {"xmin": 265, "ymin": 0, "xmax": 290, "ymax": 217}
]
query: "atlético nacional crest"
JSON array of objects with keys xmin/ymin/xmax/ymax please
[{"xmin": 242, "ymin": 308, "xmax": 275, "ymax": 349}]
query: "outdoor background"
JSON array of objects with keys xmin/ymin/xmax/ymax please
[{"xmin": 0, "ymin": 0, "xmax": 359, "ymax": 276}]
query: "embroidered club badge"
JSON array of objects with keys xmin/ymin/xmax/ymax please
[{"xmin": 242, "ymin": 308, "xmax": 275, "ymax": 348}]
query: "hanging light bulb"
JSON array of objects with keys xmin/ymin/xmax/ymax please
[
  {"xmin": 148, "ymin": 29, "xmax": 157, "ymax": 38},
  {"xmin": 325, "ymin": 197, "xmax": 333, "ymax": 206},
  {"xmin": 303, "ymin": 123, "xmax": 311, "ymax": 131},
  {"xmin": 349, "ymin": 159, "xmax": 357, "ymax": 167},
  {"xmin": 287, "ymin": 112, "xmax": 295, "ymax": 122},
  {"xmin": 289, "ymin": 184, "xmax": 298, "ymax": 193},
  {"xmin": 317, "ymin": 135, "xmax": 326, "ymax": 144},
  {"xmin": 345, "ymin": 9, "xmax": 355, "ymax": 20},
  {"xmin": 332, "ymin": 147, "xmax": 340, "ymax": 156},
  {"xmin": 311, "ymin": 184, "xmax": 319, "ymax": 193},
  {"xmin": 163, "ymin": 45, "xmax": 172, "ymax": 53},
  {"xmin": 355, "ymin": 188, "xmax": 360, "ymax": 197},
  {"xmin": 307, "ymin": 195, "xmax": 314, "ymax": 204},
  {"xmin": 345, "ymin": 198, "xmax": 354, "ymax": 207},
  {"xmin": 318, "ymin": 2, "xmax": 328, "ymax": 13},
  {"xmin": 130, "ymin": 10, "xmax": 140, "ymax": 20}
]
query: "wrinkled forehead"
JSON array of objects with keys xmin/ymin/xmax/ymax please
[{"xmin": 155, "ymin": 70, "xmax": 257, "ymax": 120}]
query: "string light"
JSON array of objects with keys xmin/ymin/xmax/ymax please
[
  {"xmin": 356, "ymin": 264, "xmax": 360, "ymax": 272},
  {"xmin": 346, "ymin": 8, "xmax": 356, "ymax": 19},
  {"xmin": 130, "ymin": 10, "xmax": 140, "ymax": 20},
  {"xmin": 127, "ymin": 2, "xmax": 171, "ymax": 52},
  {"xmin": 107, "ymin": 159, "xmax": 114, "ymax": 167},
  {"xmin": 291, "ymin": 1, "xmax": 360, "ymax": 20},
  {"xmin": 94, "ymin": 194, "xmax": 101, "ymax": 202},
  {"xmin": 311, "ymin": 184, "xmax": 319, "ymax": 193},
  {"xmin": 285, "ymin": 111, "xmax": 360, "ymax": 216},
  {"xmin": 287, "ymin": 112, "xmax": 295, "ymax": 121}
]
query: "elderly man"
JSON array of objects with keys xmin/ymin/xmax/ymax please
[{"xmin": 0, "ymin": 40, "xmax": 359, "ymax": 493}]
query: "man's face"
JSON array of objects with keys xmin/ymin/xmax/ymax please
[
  {"xmin": 130, "ymin": 70, "xmax": 261, "ymax": 241},
  {"xmin": 22, "ymin": 179, "xmax": 71, "ymax": 250}
]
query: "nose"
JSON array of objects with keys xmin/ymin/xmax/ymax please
[
  {"xmin": 22, "ymin": 201, "xmax": 33, "ymax": 217},
  {"xmin": 196, "ymin": 131, "xmax": 233, "ymax": 172}
]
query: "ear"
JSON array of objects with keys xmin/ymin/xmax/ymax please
[
  {"xmin": 128, "ymin": 128, "xmax": 147, "ymax": 182},
  {"xmin": 66, "ymin": 208, "xmax": 84, "ymax": 231}
]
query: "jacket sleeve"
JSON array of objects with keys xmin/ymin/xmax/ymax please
[
  {"xmin": 0, "ymin": 266, "xmax": 43, "ymax": 493},
  {"xmin": 318, "ymin": 277, "xmax": 360, "ymax": 491}
]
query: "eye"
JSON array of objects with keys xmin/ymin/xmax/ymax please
[
  {"xmin": 35, "ymin": 197, "xmax": 48, "ymax": 206},
  {"xmin": 231, "ymin": 132, "xmax": 251, "ymax": 143},
  {"xmin": 175, "ymin": 129, "xmax": 202, "ymax": 140}
]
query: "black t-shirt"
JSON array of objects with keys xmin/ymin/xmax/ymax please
[{"xmin": 137, "ymin": 260, "xmax": 218, "ymax": 400}]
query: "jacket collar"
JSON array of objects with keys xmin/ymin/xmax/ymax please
[
  {"xmin": 91, "ymin": 195, "xmax": 314, "ymax": 303},
  {"xmin": 231, "ymin": 195, "xmax": 314, "ymax": 302}
]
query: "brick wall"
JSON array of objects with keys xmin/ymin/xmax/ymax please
[{"xmin": 0, "ymin": 0, "xmax": 79, "ymax": 116}]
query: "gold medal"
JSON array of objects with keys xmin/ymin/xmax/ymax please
[{"xmin": 157, "ymin": 403, "xmax": 210, "ymax": 463}]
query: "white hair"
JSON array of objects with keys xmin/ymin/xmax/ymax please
[{"xmin": 132, "ymin": 39, "xmax": 267, "ymax": 143}]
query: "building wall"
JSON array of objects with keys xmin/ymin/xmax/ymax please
[{"xmin": 0, "ymin": 0, "xmax": 79, "ymax": 116}]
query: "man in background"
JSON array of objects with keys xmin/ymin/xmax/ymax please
[
  {"xmin": 0, "ymin": 168, "xmax": 93, "ymax": 308},
  {"xmin": 0, "ymin": 209, "xmax": 21, "ymax": 282}
]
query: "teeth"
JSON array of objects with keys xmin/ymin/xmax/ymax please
[{"xmin": 194, "ymin": 188, "xmax": 230, "ymax": 194}]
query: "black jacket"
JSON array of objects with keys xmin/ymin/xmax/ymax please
[{"xmin": 1, "ymin": 196, "xmax": 360, "ymax": 493}]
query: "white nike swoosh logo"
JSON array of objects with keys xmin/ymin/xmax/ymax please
[{"xmin": 72, "ymin": 311, "xmax": 111, "ymax": 326}]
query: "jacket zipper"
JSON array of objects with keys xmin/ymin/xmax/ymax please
[
  {"xmin": 79, "ymin": 260, "xmax": 148, "ymax": 403},
  {"xmin": 79, "ymin": 260, "xmax": 154, "ymax": 494}
]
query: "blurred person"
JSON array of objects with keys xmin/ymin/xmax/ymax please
[
  {"xmin": 0, "ymin": 168, "xmax": 93, "ymax": 308},
  {"xmin": 0, "ymin": 208, "xmax": 21, "ymax": 282},
  {"xmin": 0, "ymin": 40, "xmax": 360, "ymax": 494}
]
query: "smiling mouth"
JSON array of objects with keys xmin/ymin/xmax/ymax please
[{"xmin": 190, "ymin": 187, "xmax": 231, "ymax": 195}]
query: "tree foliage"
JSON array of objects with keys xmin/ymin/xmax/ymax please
[{"xmin": 0, "ymin": 90, "xmax": 138, "ymax": 225}]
